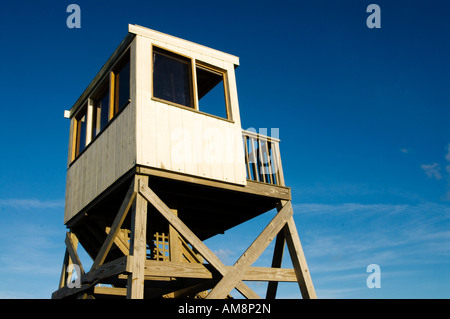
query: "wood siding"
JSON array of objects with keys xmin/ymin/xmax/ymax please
[
  {"xmin": 64, "ymin": 103, "xmax": 136, "ymax": 223},
  {"xmin": 134, "ymin": 34, "xmax": 246, "ymax": 186}
]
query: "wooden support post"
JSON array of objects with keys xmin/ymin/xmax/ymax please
[
  {"xmin": 266, "ymin": 232, "xmax": 286, "ymax": 299},
  {"xmin": 283, "ymin": 216, "xmax": 317, "ymax": 299},
  {"xmin": 127, "ymin": 176, "xmax": 149, "ymax": 299},
  {"xmin": 58, "ymin": 232, "xmax": 79, "ymax": 289}
]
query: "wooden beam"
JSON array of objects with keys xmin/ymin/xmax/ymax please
[
  {"xmin": 59, "ymin": 232, "xmax": 79, "ymax": 289},
  {"xmin": 137, "ymin": 165, "xmax": 291, "ymax": 200},
  {"xmin": 206, "ymin": 201, "xmax": 293, "ymax": 299},
  {"xmin": 94, "ymin": 286, "xmax": 127, "ymax": 296},
  {"xmin": 283, "ymin": 216, "xmax": 317, "ymax": 299},
  {"xmin": 65, "ymin": 232, "xmax": 85, "ymax": 277},
  {"xmin": 169, "ymin": 209, "xmax": 182, "ymax": 262},
  {"xmin": 84, "ymin": 256, "xmax": 129, "ymax": 283},
  {"xmin": 266, "ymin": 232, "xmax": 286, "ymax": 299},
  {"xmin": 127, "ymin": 176, "xmax": 149, "ymax": 299},
  {"xmin": 144, "ymin": 260, "xmax": 297, "ymax": 282},
  {"xmin": 138, "ymin": 180, "xmax": 260, "ymax": 299},
  {"xmin": 91, "ymin": 180, "xmax": 136, "ymax": 270}
]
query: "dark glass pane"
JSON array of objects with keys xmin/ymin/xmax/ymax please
[
  {"xmin": 196, "ymin": 66, "xmax": 227, "ymax": 119},
  {"xmin": 153, "ymin": 50, "xmax": 192, "ymax": 107},
  {"xmin": 92, "ymin": 88, "xmax": 110, "ymax": 138},
  {"xmin": 116, "ymin": 59, "xmax": 130, "ymax": 112},
  {"xmin": 76, "ymin": 110, "xmax": 87, "ymax": 156},
  {"xmin": 100, "ymin": 92, "xmax": 109, "ymax": 130}
]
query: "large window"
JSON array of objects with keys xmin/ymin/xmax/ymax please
[
  {"xmin": 196, "ymin": 64, "xmax": 228, "ymax": 119},
  {"xmin": 153, "ymin": 48, "xmax": 193, "ymax": 108},
  {"xmin": 152, "ymin": 46, "xmax": 230, "ymax": 120}
]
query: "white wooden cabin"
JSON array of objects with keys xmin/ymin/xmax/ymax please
[
  {"xmin": 54, "ymin": 25, "xmax": 317, "ymax": 300},
  {"xmin": 64, "ymin": 24, "xmax": 286, "ymax": 226}
]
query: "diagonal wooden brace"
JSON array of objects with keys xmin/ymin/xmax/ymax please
[
  {"xmin": 138, "ymin": 180, "xmax": 260, "ymax": 299},
  {"xmin": 91, "ymin": 179, "xmax": 137, "ymax": 270},
  {"xmin": 206, "ymin": 201, "xmax": 293, "ymax": 299},
  {"xmin": 283, "ymin": 216, "xmax": 316, "ymax": 298}
]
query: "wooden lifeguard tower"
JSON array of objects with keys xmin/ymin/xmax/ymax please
[{"xmin": 52, "ymin": 25, "xmax": 316, "ymax": 299}]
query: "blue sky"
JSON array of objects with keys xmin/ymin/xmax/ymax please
[{"xmin": 0, "ymin": 0, "xmax": 449, "ymax": 298}]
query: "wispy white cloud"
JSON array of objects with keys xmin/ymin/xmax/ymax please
[
  {"xmin": 293, "ymin": 201, "xmax": 450, "ymax": 270},
  {"xmin": 421, "ymin": 163, "xmax": 442, "ymax": 180},
  {"xmin": 399, "ymin": 148, "xmax": 410, "ymax": 154},
  {"xmin": 445, "ymin": 143, "xmax": 450, "ymax": 162},
  {"xmin": 0, "ymin": 198, "xmax": 64, "ymax": 210},
  {"xmin": 289, "ymin": 201, "xmax": 450, "ymax": 297}
]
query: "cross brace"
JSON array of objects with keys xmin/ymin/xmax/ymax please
[{"xmin": 53, "ymin": 175, "xmax": 316, "ymax": 299}]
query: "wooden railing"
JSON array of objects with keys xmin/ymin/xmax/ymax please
[{"xmin": 242, "ymin": 130, "xmax": 285, "ymax": 186}]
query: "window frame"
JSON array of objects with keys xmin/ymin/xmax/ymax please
[
  {"xmin": 111, "ymin": 51, "xmax": 131, "ymax": 115},
  {"xmin": 91, "ymin": 78, "xmax": 110, "ymax": 140},
  {"xmin": 152, "ymin": 46, "xmax": 195, "ymax": 110},
  {"xmin": 72, "ymin": 103, "xmax": 88, "ymax": 161},
  {"xmin": 195, "ymin": 62, "xmax": 231, "ymax": 120},
  {"xmin": 151, "ymin": 45, "xmax": 232, "ymax": 122}
]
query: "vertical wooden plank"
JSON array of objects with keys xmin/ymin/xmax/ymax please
[
  {"xmin": 135, "ymin": 36, "xmax": 155, "ymax": 168},
  {"xmin": 258, "ymin": 138, "xmax": 267, "ymax": 183},
  {"xmin": 220, "ymin": 121, "xmax": 235, "ymax": 183},
  {"xmin": 67, "ymin": 118, "xmax": 75, "ymax": 165},
  {"xmin": 249, "ymin": 137, "xmax": 259, "ymax": 182},
  {"xmin": 266, "ymin": 141, "xmax": 275, "ymax": 184},
  {"xmin": 206, "ymin": 117, "xmax": 223, "ymax": 181},
  {"xmin": 243, "ymin": 135, "xmax": 251, "ymax": 180},
  {"xmin": 155, "ymin": 103, "xmax": 171, "ymax": 171},
  {"xmin": 273, "ymin": 143, "xmax": 285, "ymax": 186},
  {"xmin": 169, "ymin": 107, "xmax": 185, "ymax": 173},
  {"xmin": 195, "ymin": 113, "xmax": 210, "ymax": 178},
  {"xmin": 182, "ymin": 110, "xmax": 198, "ymax": 176},
  {"xmin": 109, "ymin": 71, "xmax": 115, "ymax": 120},
  {"xmin": 232, "ymin": 126, "xmax": 247, "ymax": 185},
  {"xmin": 127, "ymin": 176, "xmax": 148, "ymax": 299},
  {"xmin": 270, "ymin": 141, "xmax": 281, "ymax": 186}
]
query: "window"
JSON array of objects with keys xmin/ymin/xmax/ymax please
[
  {"xmin": 71, "ymin": 50, "xmax": 131, "ymax": 162},
  {"xmin": 196, "ymin": 64, "xmax": 228, "ymax": 119},
  {"xmin": 92, "ymin": 84, "xmax": 110, "ymax": 139},
  {"xmin": 152, "ymin": 46, "xmax": 230, "ymax": 120},
  {"xmin": 153, "ymin": 47, "xmax": 193, "ymax": 108},
  {"xmin": 91, "ymin": 51, "xmax": 130, "ymax": 139},
  {"xmin": 74, "ymin": 104, "xmax": 88, "ymax": 158},
  {"xmin": 113, "ymin": 53, "xmax": 130, "ymax": 113}
]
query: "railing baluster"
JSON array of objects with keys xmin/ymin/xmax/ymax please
[
  {"xmin": 243, "ymin": 136, "xmax": 251, "ymax": 180},
  {"xmin": 257, "ymin": 138, "xmax": 266, "ymax": 183},
  {"xmin": 242, "ymin": 130, "xmax": 283, "ymax": 186},
  {"xmin": 249, "ymin": 137, "xmax": 259, "ymax": 182}
]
